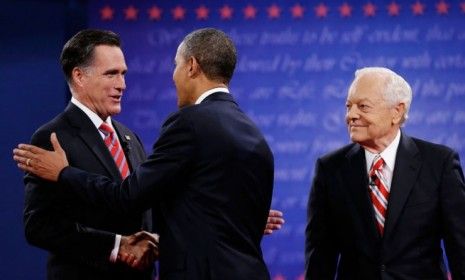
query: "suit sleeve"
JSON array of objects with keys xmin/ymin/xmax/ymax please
[
  {"xmin": 24, "ymin": 129, "xmax": 116, "ymax": 265},
  {"xmin": 59, "ymin": 111, "xmax": 194, "ymax": 215},
  {"xmin": 440, "ymin": 151, "xmax": 465, "ymax": 279},
  {"xmin": 305, "ymin": 158, "xmax": 339, "ymax": 279}
]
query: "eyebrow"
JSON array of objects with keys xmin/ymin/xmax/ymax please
[
  {"xmin": 347, "ymin": 97, "xmax": 375, "ymax": 104},
  {"xmin": 103, "ymin": 68, "xmax": 127, "ymax": 75}
]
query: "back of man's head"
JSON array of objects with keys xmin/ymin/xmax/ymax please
[
  {"xmin": 181, "ymin": 28, "xmax": 236, "ymax": 85},
  {"xmin": 60, "ymin": 29, "xmax": 121, "ymax": 84}
]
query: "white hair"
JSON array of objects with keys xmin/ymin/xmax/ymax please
[{"xmin": 349, "ymin": 67, "xmax": 412, "ymax": 124}]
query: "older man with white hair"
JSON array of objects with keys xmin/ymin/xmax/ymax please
[{"xmin": 305, "ymin": 67, "xmax": 465, "ymax": 279}]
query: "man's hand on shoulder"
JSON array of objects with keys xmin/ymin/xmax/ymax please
[{"xmin": 13, "ymin": 132, "xmax": 68, "ymax": 181}]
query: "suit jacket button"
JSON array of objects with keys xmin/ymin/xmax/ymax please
[{"xmin": 380, "ymin": 264, "xmax": 386, "ymax": 272}]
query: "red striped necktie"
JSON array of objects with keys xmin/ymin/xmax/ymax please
[
  {"xmin": 99, "ymin": 123, "xmax": 130, "ymax": 179},
  {"xmin": 368, "ymin": 155, "xmax": 389, "ymax": 236}
]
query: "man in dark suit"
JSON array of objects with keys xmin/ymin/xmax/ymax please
[
  {"xmin": 15, "ymin": 28, "xmax": 275, "ymax": 279},
  {"xmin": 21, "ymin": 29, "xmax": 157, "ymax": 280},
  {"xmin": 304, "ymin": 67, "xmax": 465, "ymax": 279}
]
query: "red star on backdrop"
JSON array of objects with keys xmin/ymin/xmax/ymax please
[
  {"xmin": 94, "ymin": 2, "xmax": 465, "ymax": 23},
  {"xmin": 296, "ymin": 273, "xmax": 305, "ymax": 280},
  {"xmin": 148, "ymin": 5, "xmax": 162, "ymax": 21},
  {"xmin": 243, "ymin": 4, "xmax": 257, "ymax": 19},
  {"xmin": 314, "ymin": 3, "xmax": 329, "ymax": 18},
  {"xmin": 124, "ymin": 5, "xmax": 138, "ymax": 21},
  {"xmin": 411, "ymin": 1, "xmax": 425, "ymax": 15},
  {"xmin": 363, "ymin": 2, "xmax": 377, "ymax": 17},
  {"xmin": 387, "ymin": 2, "xmax": 400, "ymax": 16},
  {"xmin": 290, "ymin": 3, "xmax": 305, "ymax": 18},
  {"xmin": 172, "ymin": 5, "xmax": 186, "ymax": 21},
  {"xmin": 100, "ymin": 5, "xmax": 114, "ymax": 21},
  {"xmin": 267, "ymin": 4, "xmax": 281, "ymax": 19},
  {"xmin": 196, "ymin": 5, "xmax": 209, "ymax": 20},
  {"xmin": 436, "ymin": 1, "xmax": 449, "ymax": 15},
  {"xmin": 339, "ymin": 2, "xmax": 352, "ymax": 17},
  {"xmin": 219, "ymin": 5, "xmax": 233, "ymax": 20}
]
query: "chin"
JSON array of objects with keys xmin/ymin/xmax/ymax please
[
  {"xmin": 110, "ymin": 108, "xmax": 121, "ymax": 116},
  {"xmin": 350, "ymin": 134, "xmax": 365, "ymax": 144}
]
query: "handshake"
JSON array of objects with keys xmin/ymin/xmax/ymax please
[
  {"xmin": 114, "ymin": 209, "xmax": 284, "ymax": 270},
  {"xmin": 117, "ymin": 231, "xmax": 159, "ymax": 270}
]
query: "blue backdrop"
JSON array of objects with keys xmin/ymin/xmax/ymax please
[
  {"xmin": 87, "ymin": 1, "xmax": 465, "ymax": 279},
  {"xmin": 1, "ymin": 0, "xmax": 464, "ymax": 279}
]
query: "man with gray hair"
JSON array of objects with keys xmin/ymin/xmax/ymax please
[
  {"xmin": 305, "ymin": 67, "xmax": 465, "ymax": 279},
  {"xmin": 14, "ymin": 28, "xmax": 276, "ymax": 280}
]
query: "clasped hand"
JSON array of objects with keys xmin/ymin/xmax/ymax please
[{"xmin": 118, "ymin": 231, "xmax": 159, "ymax": 270}]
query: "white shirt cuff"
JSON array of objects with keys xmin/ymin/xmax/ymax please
[{"xmin": 109, "ymin": 234, "xmax": 121, "ymax": 263}]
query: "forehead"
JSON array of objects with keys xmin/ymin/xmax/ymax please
[
  {"xmin": 347, "ymin": 73, "xmax": 386, "ymax": 102},
  {"xmin": 91, "ymin": 45, "xmax": 126, "ymax": 66}
]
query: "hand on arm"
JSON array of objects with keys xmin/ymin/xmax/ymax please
[
  {"xmin": 264, "ymin": 209, "xmax": 285, "ymax": 235},
  {"xmin": 118, "ymin": 231, "xmax": 159, "ymax": 270},
  {"xmin": 13, "ymin": 132, "xmax": 68, "ymax": 181},
  {"xmin": 15, "ymin": 113, "xmax": 194, "ymax": 216}
]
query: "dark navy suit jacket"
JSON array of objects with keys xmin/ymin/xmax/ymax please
[
  {"xmin": 59, "ymin": 92, "xmax": 275, "ymax": 280},
  {"xmin": 24, "ymin": 103, "xmax": 152, "ymax": 280},
  {"xmin": 305, "ymin": 132, "xmax": 465, "ymax": 279}
]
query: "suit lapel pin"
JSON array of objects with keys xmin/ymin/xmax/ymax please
[{"xmin": 125, "ymin": 135, "xmax": 131, "ymax": 141}]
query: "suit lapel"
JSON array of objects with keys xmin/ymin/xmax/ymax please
[
  {"xmin": 64, "ymin": 103, "xmax": 122, "ymax": 180},
  {"xmin": 344, "ymin": 144, "xmax": 381, "ymax": 256},
  {"xmin": 383, "ymin": 133, "xmax": 421, "ymax": 240},
  {"xmin": 113, "ymin": 121, "xmax": 138, "ymax": 172}
]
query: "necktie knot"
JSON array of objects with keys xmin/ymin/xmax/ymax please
[
  {"xmin": 370, "ymin": 155, "xmax": 384, "ymax": 176},
  {"xmin": 99, "ymin": 123, "xmax": 114, "ymax": 136}
]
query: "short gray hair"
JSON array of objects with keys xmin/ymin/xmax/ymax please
[{"xmin": 350, "ymin": 67, "xmax": 412, "ymax": 123}]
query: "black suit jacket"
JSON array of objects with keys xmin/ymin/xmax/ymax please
[
  {"xmin": 58, "ymin": 92, "xmax": 274, "ymax": 280},
  {"xmin": 305, "ymin": 132, "xmax": 465, "ymax": 279},
  {"xmin": 24, "ymin": 103, "xmax": 152, "ymax": 280}
]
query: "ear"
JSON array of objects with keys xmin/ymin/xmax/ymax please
[
  {"xmin": 71, "ymin": 67, "xmax": 86, "ymax": 88},
  {"xmin": 188, "ymin": 57, "xmax": 201, "ymax": 78},
  {"xmin": 392, "ymin": 102, "xmax": 405, "ymax": 125}
]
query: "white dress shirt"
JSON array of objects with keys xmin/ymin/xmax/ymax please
[
  {"xmin": 364, "ymin": 130, "xmax": 401, "ymax": 189},
  {"xmin": 194, "ymin": 87, "xmax": 229, "ymax": 104}
]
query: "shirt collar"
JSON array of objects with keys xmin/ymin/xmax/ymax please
[
  {"xmin": 195, "ymin": 87, "xmax": 229, "ymax": 105},
  {"xmin": 71, "ymin": 97, "xmax": 112, "ymax": 130},
  {"xmin": 365, "ymin": 129, "xmax": 401, "ymax": 172}
]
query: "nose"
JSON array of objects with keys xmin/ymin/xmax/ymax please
[
  {"xmin": 346, "ymin": 105, "xmax": 359, "ymax": 123},
  {"xmin": 116, "ymin": 74, "xmax": 126, "ymax": 91}
]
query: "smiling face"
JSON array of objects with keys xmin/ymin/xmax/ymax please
[
  {"xmin": 74, "ymin": 45, "xmax": 127, "ymax": 120},
  {"xmin": 345, "ymin": 73, "xmax": 404, "ymax": 152}
]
